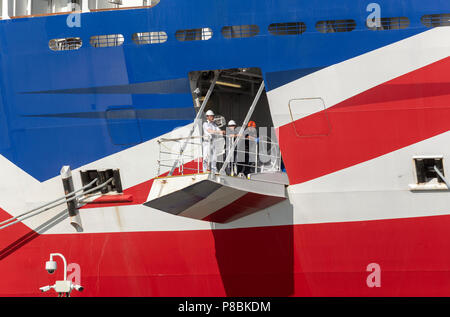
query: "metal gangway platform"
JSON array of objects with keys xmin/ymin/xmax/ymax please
[
  {"xmin": 145, "ymin": 171, "xmax": 288, "ymax": 223},
  {"xmin": 144, "ymin": 78, "xmax": 289, "ymax": 223}
]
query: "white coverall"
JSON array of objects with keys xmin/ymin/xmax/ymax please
[{"xmin": 202, "ymin": 120, "xmax": 222, "ymax": 173}]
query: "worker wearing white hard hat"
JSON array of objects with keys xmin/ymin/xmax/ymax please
[
  {"xmin": 225, "ymin": 119, "xmax": 239, "ymax": 175},
  {"xmin": 202, "ymin": 110, "xmax": 225, "ymax": 173}
]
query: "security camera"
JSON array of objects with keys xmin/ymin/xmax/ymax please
[
  {"xmin": 45, "ymin": 260, "xmax": 57, "ymax": 274},
  {"xmin": 71, "ymin": 284, "xmax": 84, "ymax": 292},
  {"xmin": 39, "ymin": 285, "xmax": 54, "ymax": 292}
]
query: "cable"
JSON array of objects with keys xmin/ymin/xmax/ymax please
[
  {"xmin": 0, "ymin": 178, "xmax": 113, "ymax": 231},
  {"xmin": 0, "ymin": 177, "xmax": 99, "ymax": 226}
]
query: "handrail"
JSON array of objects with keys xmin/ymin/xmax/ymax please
[
  {"xmin": 90, "ymin": 5, "xmax": 157, "ymax": 12},
  {"xmin": 5, "ymin": 4, "xmax": 158, "ymax": 20},
  {"xmin": 10, "ymin": 11, "xmax": 78, "ymax": 19},
  {"xmin": 159, "ymin": 136, "xmax": 203, "ymax": 143},
  {"xmin": 158, "ymin": 133, "xmax": 281, "ymax": 176}
]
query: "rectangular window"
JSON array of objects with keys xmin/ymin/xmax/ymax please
[
  {"xmin": 367, "ymin": 17, "xmax": 410, "ymax": 31},
  {"xmin": 268, "ymin": 22, "xmax": 306, "ymax": 35},
  {"xmin": 132, "ymin": 31, "xmax": 168, "ymax": 44},
  {"xmin": 316, "ymin": 20, "xmax": 356, "ymax": 33},
  {"xmin": 175, "ymin": 28, "xmax": 212, "ymax": 41},
  {"xmin": 89, "ymin": 0, "xmax": 160, "ymax": 10},
  {"xmin": 49, "ymin": 37, "xmax": 82, "ymax": 51},
  {"xmin": 421, "ymin": 14, "xmax": 450, "ymax": 28},
  {"xmin": 221, "ymin": 25, "xmax": 259, "ymax": 38},
  {"xmin": 90, "ymin": 34, "xmax": 124, "ymax": 48}
]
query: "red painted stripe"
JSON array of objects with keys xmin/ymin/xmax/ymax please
[
  {"xmin": 2, "ymin": 211, "xmax": 450, "ymax": 296},
  {"xmin": 85, "ymin": 194, "xmax": 134, "ymax": 204},
  {"xmin": 203, "ymin": 192, "xmax": 286, "ymax": 223},
  {"xmin": 278, "ymin": 56, "xmax": 450, "ymax": 185},
  {"xmin": 81, "ymin": 179, "xmax": 153, "ymax": 209}
]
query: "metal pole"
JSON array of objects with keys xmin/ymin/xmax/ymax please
[
  {"xmin": 255, "ymin": 142, "xmax": 258, "ymax": 173},
  {"xmin": 50, "ymin": 253, "xmax": 68, "ymax": 281},
  {"xmin": 220, "ymin": 81, "xmax": 265, "ymax": 175},
  {"xmin": 169, "ymin": 71, "xmax": 219, "ymax": 176},
  {"xmin": 434, "ymin": 165, "xmax": 450, "ymax": 189}
]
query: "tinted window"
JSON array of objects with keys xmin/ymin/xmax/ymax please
[
  {"xmin": 269, "ymin": 22, "xmax": 306, "ymax": 35},
  {"xmin": 175, "ymin": 28, "xmax": 213, "ymax": 41},
  {"xmin": 132, "ymin": 32, "xmax": 168, "ymax": 44},
  {"xmin": 222, "ymin": 25, "xmax": 259, "ymax": 38},
  {"xmin": 90, "ymin": 34, "xmax": 124, "ymax": 48},
  {"xmin": 367, "ymin": 17, "xmax": 410, "ymax": 30},
  {"xmin": 316, "ymin": 20, "xmax": 356, "ymax": 33},
  {"xmin": 421, "ymin": 14, "xmax": 450, "ymax": 28},
  {"xmin": 49, "ymin": 37, "xmax": 82, "ymax": 51}
]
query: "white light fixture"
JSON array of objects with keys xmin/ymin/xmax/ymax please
[{"xmin": 215, "ymin": 80, "xmax": 242, "ymax": 89}]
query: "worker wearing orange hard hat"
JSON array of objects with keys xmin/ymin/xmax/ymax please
[{"xmin": 239, "ymin": 120, "xmax": 258, "ymax": 176}]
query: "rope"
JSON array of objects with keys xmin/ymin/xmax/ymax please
[{"xmin": 0, "ymin": 178, "xmax": 113, "ymax": 231}]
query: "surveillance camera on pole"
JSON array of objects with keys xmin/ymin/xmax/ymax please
[
  {"xmin": 39, "ymin": 285, "xmax": 54, "ymax": 293},
  {"xmin": 39, "ymin": 253, "xmax": 84, "ymax": 297},
  {"xmin": 45, "ymin": 259, "xmax": 57, "ymax": 274},
  {"xmin": 71, "ymin": 284, "xmax": 84, "ymax": 292}
]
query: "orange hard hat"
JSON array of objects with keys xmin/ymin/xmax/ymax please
[{"xmin": 248, "ymin": 121, "xmax": 256, "ymax": 127}]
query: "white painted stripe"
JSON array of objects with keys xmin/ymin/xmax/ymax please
[
  {"xmin": 35, "ymin": 130, "xmax": 450, "ymax": 234},
  {"xmin": 288, "ymin": 130, "xmax": 450, "ymax": 225},
  {"xmin": 0, "ymin": 123, "xmax": 198, "ymax": 232},
  {"xmin": 6, "ymin": 124, "xmax": 450, "ymax": 234}
]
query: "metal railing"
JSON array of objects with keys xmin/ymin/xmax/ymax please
[
  {"xmin": 157, "ymin": 134, "xmax": 282, "ymax": 177},
  {"xmin": 157, "ymin": 136, "xmax": 204, "ymax": 176},
  {"xmin": 224, "ymin": 135, "xmax": 282, "ymax": 176}
]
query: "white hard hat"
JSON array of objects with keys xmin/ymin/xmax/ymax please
[
  {"xmin": 228, "ymin": 120, "xmax": 237, "ymax": 126},
  {"xmin": 205, "ymin": 110, "xmax": 215, "ymax": 116}
]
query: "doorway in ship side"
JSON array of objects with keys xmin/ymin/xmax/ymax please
[{"xmin": 188, "ymin": 67, "xmax": 284, "ymax": 177}]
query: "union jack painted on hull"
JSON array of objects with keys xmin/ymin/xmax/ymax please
[{"xmin": 0, "ymin": 0, "xmax": 449, "ymax": 297}]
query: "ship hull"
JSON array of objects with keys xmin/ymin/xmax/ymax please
[{"xmin": 0, "ymin": 0, "xmax": 449, "ymax": 297}]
